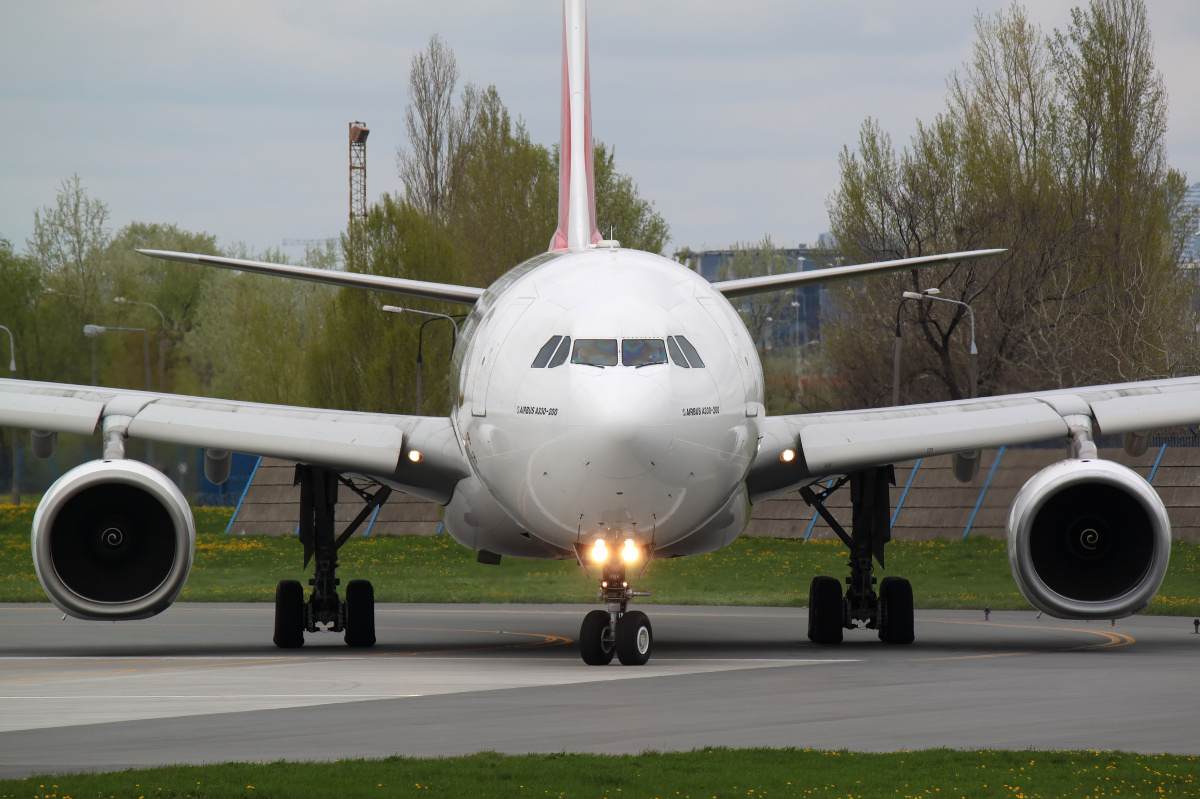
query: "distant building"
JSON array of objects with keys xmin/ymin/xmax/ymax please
[
  {"xmin": 674, "ymin": 243, "xmax": 839, "ymax": 350},
  {"xmin": 1183, "ymin": 182, "xmax": 1200, "ymax": 263}
]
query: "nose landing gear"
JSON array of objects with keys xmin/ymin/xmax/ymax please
[{"xmin": 577, "ymin": 557, "xmax": 653, "ymax": 665}]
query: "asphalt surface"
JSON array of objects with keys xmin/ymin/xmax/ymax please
[{"xmin": 1, "ymin": 602, "xmax": 1198, "ymax": 778}]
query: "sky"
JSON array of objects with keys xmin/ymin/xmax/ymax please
[{"xmin": 2, "ymin": 1, "xmax": 1198, "ymax": 259}]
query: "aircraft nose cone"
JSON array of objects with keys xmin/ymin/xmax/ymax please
[{"xmin": 570, "ymin": 370, "xmax": 673, "ymax": 479}]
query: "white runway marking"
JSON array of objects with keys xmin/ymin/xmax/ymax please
[{"xmin": 0, "ymin": 653, "xmax": 843, "ymax": 734}]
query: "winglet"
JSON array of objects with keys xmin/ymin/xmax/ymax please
[{"xmin": 548, "ymin": 0, "xmax": 601, "ymax": 252}]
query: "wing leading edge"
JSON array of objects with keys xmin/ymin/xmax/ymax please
[
  {"xmin": 748, "ymin": 375, "xmax": 1200, "ymax": 503},
  {"xmin": 137, "ymin": 250, "xmax": 485, "ymax": 307},
  {"xmin": 712, "ymin": 249, "xmax": 1006, "ymax": 298},
  {"xmin": 0, "ymin": 379, "xmax": 470, "ymax": 504}
]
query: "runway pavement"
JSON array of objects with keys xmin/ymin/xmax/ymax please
[{"xmin": 1, "ymin": 602, "xmax": 1198, "ymax": 778}]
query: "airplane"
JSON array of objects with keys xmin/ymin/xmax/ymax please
[{"xmin": 0, "ymin": 0, "xmax": 1185, "ymax": 666}]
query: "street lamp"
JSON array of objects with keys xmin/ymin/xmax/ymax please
[
  {"xmin": 114, "ymin": 297, "xmax": 166, "ymax": 392},
  {"xmin": 790, "ymin": 300, "xmax": 802, "ymax": 374},
  {"xmin": 902, "ymin": 288, "xmax": 978, "ymax": 399},
  {"xmin": 381, "ymin": 306, "xmax": 460, "ymax": 415},
  {"xmin": 893, "ymin": 296, "xmax": 914, "ymax": 406},
  {"xmin": 84, "ymin": 324, "xmax": 153, "ymax": 463},
  {"xmin": 0, "ymin": 324, "xmax": 17, "ymax": 505}
]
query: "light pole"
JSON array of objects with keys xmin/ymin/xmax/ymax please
[
  {"xmin": 902, "ymin": 288, "xmax": 978, "ymax": 399},
  {"xmin": 84, "ymin": 324, "xmax": 153, "ymax": 462},
  {"xmin": 381, "ymin": 306, "xmax": 460, "ymax": 415},
  {"xmin": 0, "ymin": 324, "xmax": 17, "ymax": 505},
  {"xmin": 790, "ymin": 300, "xmax": 802, "ymax": 374},
  {"xmin": 114, "ymin": 297, "xmax": 166, "ymax": 392},
  {"xmin": 893, "ymin": 296, "xmax": 914, "ymax": 406}
]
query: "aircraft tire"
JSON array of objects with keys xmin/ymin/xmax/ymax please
[
  {"xmin": 807, "ymin": 575, "xmax": 844, "ymax": 644},
  {"xmin": 616, "ymin": 610, "xmax": 653, "ymax": 666},
  {"xmin": 344, "ymin": 579, "xmax": 376, "ymax": 648},
  {"xmin": 580, "ymin": 609, "xmax": 615, "ymax": 665},
  {"xmin": 273, "ymin": 579, "xmax": 305, "ymax": 649},
  {"xmin": 878, "ymin": 576, "xmax": 915, "ymax": 644}
]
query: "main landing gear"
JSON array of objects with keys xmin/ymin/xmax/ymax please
[
  {"xmin": 577, "ymin": 547, "xmax": 653, "ymax": 666},
  {"xmin": 273, "ymin": 465, "xmax": 392, "ymax": 649},
  {"xmin": 800, "ymin": 465, "xmax": 915, "ymax": 645}
]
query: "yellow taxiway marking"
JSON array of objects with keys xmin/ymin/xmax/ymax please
[
  {"xmin": 905, "ymin": 618, "xmax": 1135, "ymax": 661},
  {"xmin": 0, "ymin": 628, "xmax": 572, "ymax": 683}
]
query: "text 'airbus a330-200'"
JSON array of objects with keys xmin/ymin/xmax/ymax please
[{"xmin": 1, "ymin": 0, "xmax": 1189, "ymax": 666}]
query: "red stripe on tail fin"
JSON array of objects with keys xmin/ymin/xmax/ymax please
[{"xmin": 549, "ymin": 0, "xmax": 600, "ymax": 251}]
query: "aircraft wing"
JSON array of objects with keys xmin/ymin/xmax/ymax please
[
  {"xmin": 0, "ymin": 378, "xmax": 470, "ymax": 504},
  {"xmin": 747, "ymin": 375, "xmax": 1200, "ymax": 502},
  {"xmin": 711, "ymin": 249, "xmax": 1005, "ymax": 298},
  {"xmin": 137, "ymin": 250, "xmax": 485, "ymax": 306}
]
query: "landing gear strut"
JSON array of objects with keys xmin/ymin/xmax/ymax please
[
  {"xmin": 800, "ymin": 465, "xmax": 914, "ymax": 645},
  {"xmin": 577, "ymin": 552, "xmax": 653, "ymax": 665},
  {"xmin": 273, "ymin": 465, "xmax": 391, "ymax": 649}
]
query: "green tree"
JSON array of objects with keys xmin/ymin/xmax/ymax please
[
  {"xmin": 0, "ymin": 238, "xmax": 39, "ymax": 379},
  {"xmin": 102, "ymin": 222, "xmax": 222, "ymax": 394},
  {"xmin": 594, "ymin": 144, "xmax": 669, "ymax": 254},
  {"xmin": 819, "ymin": 0, "xmax": 1193, "ymax": 411},
  {"xmin": 183, "ymin": 247, "xmax": 327, "ymax": 405},
  {"xmin": 24, "ymin": 175, "xmax": 111, "ymax": 384},
  {"xmin": 306, "ymin": 196, "xmax": 461, "ymax": 415},
  {"xmin": 448, "ymin": 85, "xmax": 558, "ymax": 286}
]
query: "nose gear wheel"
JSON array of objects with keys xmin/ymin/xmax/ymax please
[{"xmin": 576, "ymin": 554, "xmax": 653, "ymax": 665}]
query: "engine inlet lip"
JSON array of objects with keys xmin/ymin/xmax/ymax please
[
  {"xmin": 32, "ymin": 459, "xmax": 196, "ymax": 621},
  {"xmin": 1007, "ymin": 458, "xmax": 1171, "ymax": 620}
]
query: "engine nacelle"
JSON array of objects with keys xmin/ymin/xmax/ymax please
[
  {"xmin": 1007, "ymin": 458, "xmax": 1170, "ymax": 620},
  {"xmin": 32, "ymin": 459, "xmax": 196, "ymax": 621}
]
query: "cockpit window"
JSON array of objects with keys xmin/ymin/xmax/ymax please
[
  {"xmin": 666, "ymin": 336, "xmax": 689, "ymax": 368},
  {"xmin": 531, "ymin": 336, "xmax": 563, "ymax": 368},
  {"xmin": 671, "ymin": 335, "xmax": 705, "ymax": 368},
  {"xmin": 547, "ymin": 336, "xmax": 571, "ymax": 368},
  {"xmin": 571, "ymin": 339, "xmax": 618, "ymax": 367},
  {"xmin": 622, "ymin": 338, "xmax": 667, "ymax": 367},
  {"xmin": 532, "ymin": 335, "xmax": 571, "ymax": 368}
]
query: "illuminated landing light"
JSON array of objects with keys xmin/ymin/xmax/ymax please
[
  {"xmin": 622, "ymin": 538, "xmax": 639, "ymax": 563},
  {"xmin": 591, "ymin": 538, "xmax": 608, "ymax": 563},
  {"xmin": 780, "ymin": 449, "xmax": 796, "ymax": 463},
  {"xmin": 408, "ymin": 450, "xmax": 424, "ymax": 463}
]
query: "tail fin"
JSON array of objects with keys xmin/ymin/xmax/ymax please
[{"xmin": 548, "ymin": 0, "xmax": 601, "ymax": 251}]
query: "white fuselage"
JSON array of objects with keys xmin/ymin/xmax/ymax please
[{"xmin": 443, "ymin": 248, "xmax": 765, "ymax": 561}]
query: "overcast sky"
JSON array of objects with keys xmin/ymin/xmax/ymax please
[{"xmin": 2, "ymin": 1, "xmax": 1197, "ymax": 260}]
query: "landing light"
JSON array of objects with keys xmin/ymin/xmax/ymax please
[
  {"xmin": 780, "ymin": 449, "xmax": 795, "ymax": 463},
  {"xmin": 408, "ymin": 450, "xmax": 424, "ymax": 463},
  {"xmin": 591, "ymin": 538, "xmax": 608, "ymax": 563},
  {"xmin": 622, "ymin": 538, "xmax": 639, "ymax": 563}
]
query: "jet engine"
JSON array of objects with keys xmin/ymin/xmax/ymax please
[
  {"xmin": 1007, "ymin": 458, "xmax": 1170, "ymax": 619},
  {"xmin": 32, "ymin": 459, "xmax": 196, "ymax": 621}
]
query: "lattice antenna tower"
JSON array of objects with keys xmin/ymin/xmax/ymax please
[{"xmin": 348, "ymin": 122, "xmax": 370, "ymax": 258}]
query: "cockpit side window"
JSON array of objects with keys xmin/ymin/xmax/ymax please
[
  {"xmin": 622, "ymin": 338, "xmax": 667, "ymax": 367},
  {"xmin": 571, "ymin": 339, "xmax": 618, "ymax": 367},
  {"xmin": 547, "ymin": 336, "xmax": 571, "ymax": 368},
  {"xmin": 531, "ymin": 335, "xmax": 563, "ymax": 368},
  {"xmin": 666, "ymin": 336, "xmax": 690, "ymax": 368},
  {"xmin": 675, "ymin": 335, "xmax": 705, "ymax": 368}
]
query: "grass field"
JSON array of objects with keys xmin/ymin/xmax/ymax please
[
  {"xmin": 2, "ymin": 504, "xmax": 1198, "ymax": 614},
  {"xmin": 2, "ymin": 748, "xmax": 1197, "ymax": 798}
]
